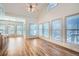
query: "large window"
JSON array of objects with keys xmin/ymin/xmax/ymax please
[
  {"xmin": 0, "ymin": 20, "xmax": 24, "ymax": 36},
  {"xmin": 39, "ymin": 24, "xmax": 43, "ymax": 36},
  {"xmin": 30, "ymin": 24, "xmax": 38, "ymax": 36},
  {"xmin": 43, "ymin": 23, "xmax": 49, "ymax": 38},
  {"xmin": 17, "ymin": 23, "xmax": 23, "ymax": 36},
  {"xmin": 0, "ymin": 24, "xmax": 6, "ymax": 35},
  {"xmin": 52, "ymin": 19, "xmax": 61, "ymax": 41},
  {"xmin": 66, "ymin": 14, "xmax": 79, "ymax": 44},
  {"xmin": 8, "ymin": 25, "xmax": 15, "ymax": 35}
]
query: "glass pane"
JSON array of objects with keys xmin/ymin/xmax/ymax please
[
  {"xmin": 52, "ymin": 30, "xmax": 61, "ymax": 40},
  {"xmin": 39, "ymin": 24, "xmax": 42, "ymax": 36},
  {"xmin": 67, "ymin": 30, "xmax": 77, "ymax": 43},
  {"xmin": 0, "ymin": 24, "xmax": 6, "ymax": 35},
  {"xmin": 76, "ymin": 36, "xmax": 79, "ymax": 44},
  {"xmin": 52, "ymin": 20, "xmax": 61, "ymax": 30},
  {"xmin": 52, "ymin": 20, "xmax": 61, "ymax": 40},
  {"xmin": 48, "ymin": 3, "xmax": 58, "ymax": 10},
  {"xmin": 66, "ymin": 15, "xmax": 79, "ymax": 29},
  {"xmin": 30, "ymin": 24, "xmax": 38, "ymax": 36},
  {"xmin": 76, "ymin": 30, "xmax": 79, "ymax": 44},
  {"xmin": 8, "ymin": 25, "xmax": 15, "ymax": 35},
  {"xmin": 17, "ymin": 23, "xmax": 23, "ymax": 35},
  {"xmin": 17, "ymin": 25, "xmax": 23, "ymax": 35},
  {"xmin": 66, "ymin": 15, "xmax": 79, "ymax": 44},
  {"xmin": 43, "ymin": 23, "xmax": 49, "ymax": 38}
]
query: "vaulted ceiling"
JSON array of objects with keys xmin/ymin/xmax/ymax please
[{"xmin": 1, "ymin": 3, "xmax": 48, "ymax": 19}]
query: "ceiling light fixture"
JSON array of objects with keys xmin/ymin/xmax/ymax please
[{"xmin": 26, "ymin": 3, "xmax": 37, "ymax": 13}]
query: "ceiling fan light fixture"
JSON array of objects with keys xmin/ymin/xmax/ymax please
[{"xmin": 26, "ymin": 3, "xmax": 37, "ymax": 13}]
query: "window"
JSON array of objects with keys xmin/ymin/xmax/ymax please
[
  {"xmin": 0, "ymin": 20, "xmax": 24, "ymax": 36},
  {"xmin": 0, "ymin": 24, "xmax": 6, "ymax": 35},
  {"xmin": 43, "ymin": 23, "xmax": 49, "ymax": 38},
  {"xmin": 8, "ymin": 25, "xmax": 15, "ymax": 35},
  {"xmin": 17, "ymin": 22, "xmax": 23, "ymax": 36},
  {"xmin": 66, "ymin": 14, "xmax": 79, "ymax": 44},
  {"xmin": 30, "ymin": 24, "xmax": 38, "ymax": 36},
  {"xmin": 39, "ymin": 24, "xmax": 43, "ymax": 36},
  {"xmin": 48, "ymin": 3, "xmax": 58, "ymax": 10},
  {"xmin": 52, "ymin": 19, "xmax": 61, "ymax": 41}
]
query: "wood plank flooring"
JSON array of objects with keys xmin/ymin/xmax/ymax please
[{"xmin": 0, "ymin": 37, "xmax": 79, "ymax": 56}]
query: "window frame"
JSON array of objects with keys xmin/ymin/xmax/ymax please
[
  {"xmin": 0, "ymin": 23, "xmax": 6, "ymax": 35},
  {"xmin": 43, "ymin": 22, "xmax": 50, "ymax": 39},
  {"xmin": 7, "ymin": 24, "xmax": 16, "ymax": 36},
  {"xmin": 65, "ymin": 13, "xmax": 79, "ymax": 45},
  {"xmin": 16, "ymin": 22, "xmax": 24, "ymax": 36},
  {"xmin": 38, "ymin": 23, "xmax": 43, "ymax": 37},
  {"xmin": 51, "ymin": 18, "xmax": 62, "ymax": 41},
  {"xmin": 0, "ymin": 20, "xmax": 24, "ymax": 36},
  {"xmin": 29, "ymin": 23, "xmax": 39, "ymax": 36}
]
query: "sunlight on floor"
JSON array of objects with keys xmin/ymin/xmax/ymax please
[
  {"xmin": 7, "ymin": 37, "xmax": 24, "ymax": 55},
  {"xmin": 16, "ymin": 37, "xmax": 24, "ymax": 48},
  {"xmin": 32, "ymin": 39, "xmax": 37, "ymax": 47}
]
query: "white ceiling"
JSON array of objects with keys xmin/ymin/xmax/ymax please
[{"xmin": 1, "ymin": 3, "xmax": 48, "ymax": 19}]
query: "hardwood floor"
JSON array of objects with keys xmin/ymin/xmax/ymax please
[{"xmin": 0, "ymin": 37, "xmax": 79, "ymax": 56}]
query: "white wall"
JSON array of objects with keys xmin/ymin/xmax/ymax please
[{"xmin": 38, "ymin": 3, "xmax": 79, "ymax": 23}]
